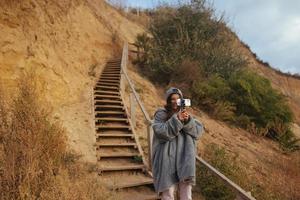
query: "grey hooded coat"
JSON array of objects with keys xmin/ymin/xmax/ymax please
[{"xmin": 151, "ymin": 92, "xmax": 204, "ymax": 193}]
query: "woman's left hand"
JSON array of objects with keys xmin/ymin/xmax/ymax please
[{"xmin": 182, "ymin": 110, "xmax": 190, "ymax": 122}]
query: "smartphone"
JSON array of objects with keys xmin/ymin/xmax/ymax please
[{"xmin": 176, "ymin": 99, "xmax": 191, "ymax": 108}]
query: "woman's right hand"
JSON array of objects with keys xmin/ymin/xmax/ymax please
[{"xmin": 177, "ymin": 109, "xmax": 188, "ymax": 121}]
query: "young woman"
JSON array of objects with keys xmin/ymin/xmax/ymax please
[{"xmin": 152, "ymin": 87, "xmax": 204, "ymax": 200}]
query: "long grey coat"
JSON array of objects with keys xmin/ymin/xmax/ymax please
[{"xmin": 151, "ymin": 107, "xmax": 204, "ymax": 193}]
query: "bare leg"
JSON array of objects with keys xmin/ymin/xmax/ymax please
[
  {"xmin": 161, "ymin": 184, "xmax": 176, "ymax": 200},
  {"xmin": 179, "ymin": 181, "xmax": 192, "ymax": 200}
]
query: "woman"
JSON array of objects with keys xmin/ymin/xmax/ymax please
[{"xmin": 152, "ymin": 87, "xmax": 204, "ymax": 200}]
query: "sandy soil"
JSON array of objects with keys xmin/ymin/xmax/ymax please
[{"xmin": 0, "ymin": 0, "xmax": 145, "ymax": 162}]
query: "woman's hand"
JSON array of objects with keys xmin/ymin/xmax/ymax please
[
  {"xmin": 182, "ymin": 110, "xmax": 190, "ymax": 122},
  {"xmin": 177, "ymin": 109, "xmax": 190, "ymax": 122}
]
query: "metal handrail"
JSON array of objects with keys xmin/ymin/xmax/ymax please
[{"xmin": 120, "ymin": 42, "xmax": 256, "ymax": 200}]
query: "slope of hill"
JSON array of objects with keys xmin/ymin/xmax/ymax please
[
  {"xmin": 0, "ymin": 1, "xmax": 299, "ymax": 199},
  {"xmin": 0, "ymin": 0, "xmax": 145, "ymax": 162}
]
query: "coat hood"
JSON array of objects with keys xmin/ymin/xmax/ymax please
[{"xmin": 165, "ymin": 87, "xmax": 183, "ymax": 101}]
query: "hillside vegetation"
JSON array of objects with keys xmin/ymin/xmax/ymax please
[
  {"xmin": 133, "ymin": 1, "xmax": 299, "ymax": 152},
  {"xmin": 0, "ymin": 71, "xmax": 119, "ymax": 200}
]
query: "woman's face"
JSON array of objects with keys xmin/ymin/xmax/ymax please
[{"xmin": 170, "ymin": 93, "xmax": 180, "ymax": 111}]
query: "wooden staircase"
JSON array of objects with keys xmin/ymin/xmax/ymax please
[{"xmin": 93, "ymin": 59, "xmax": 160, "ymax": 200}]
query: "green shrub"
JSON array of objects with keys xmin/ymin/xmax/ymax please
[
  {"xmin": 134, "ymin": 1, "xmax": 245, "ymax": 83},
  {"xmin": 228, "ymin": 70, "xmax": 294, "ymax": 136},
  {"xmin": 196, "ymin": 144, "xmax": 239, "ymax": 200},
  {"xmin": 191, "ymin": 74, "xmax": 236, "ymax": 121}
]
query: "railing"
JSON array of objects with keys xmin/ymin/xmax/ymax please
[
  {"xmin": 120, "ymin": 42, "xmax": 154, "ymax": 170},
  {"xmin": 120, "ymin": 42, "xmax": 256, "ymax": 200}
]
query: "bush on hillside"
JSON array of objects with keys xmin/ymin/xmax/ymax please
[{"xmin": 134, "ymin": 1, "xmax": 246, "ymax": 84}]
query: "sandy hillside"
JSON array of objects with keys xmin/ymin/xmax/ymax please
[
  {"xmin": 0, "ymin": 1, "xmax": 299, "ymax": 198},
  {"xmin": 0, "ymin": 0, "xmax": 145, "ymax": 162}
]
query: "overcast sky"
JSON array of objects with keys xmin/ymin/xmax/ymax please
[{"xmin": 126, "ymin": 0, "xmax": 300, "ymax": 74}]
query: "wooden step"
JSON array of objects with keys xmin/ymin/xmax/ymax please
[
  {"xmin": 102, "ymin": 69, "xmax": 121, "ymax": 74},
  {"xmin": 101, "ymin": 74, "xmax": 121, "ymax": 78},
  {"xmin": 94, "ymin": 94, "xmax": 122, "ymax": 100},
  {"xmin": 106, "ymin": 62, "xmax": 121, "ymax": 65},
  {"xmin": 96, "ymin": 82, "xmax": 119, "ymax": 87},
  {"xmin": 105, "ymin": 67, "xmax": 121, "ymax": 70},
  {"xmin": 101, "ymin": 171, "xmax": 155, "ymax": 190},
  {"xmin": 96, "ymin": 117, "xmax": 128, "ymax": 122},
  {"xmin": 98, "ymin": 152, "xmax": 140, "ymax": 159},
  {"xmin": 101, "ymin": 75, "xmax": 120, "ymax": 79},
  {"xmin": 96, "ymin": 124, "xmax": 130, "ymax": 128},
  {"xmin": 107, "ymin": 59, "xmax": 121, "ymax": 61},
  {"xmin": 100, "ymin": 78, "xmax": 120, "ymax": 82},
  {"xmin": 98, "ymin": 80, "xmax": 120, "ymax": 84},
  {"xmin": 107, "ymin": 61, "xmax": 121, "ymax": 64},
  {"xmin": 108, "ymin": 177, "xmax": 153, "ymax": 190},
  {"xmin": 94, "ymin": 85, "xmax": 119, "ymax": 90},
  {"xmin": 107, "ymin": 61, "xmax": 121, "ymax": 65},
  {"xmin": 103, "ymin": 68, "xmax": 120, "ymax": 71},
  {"xmin": 104, "ymin": 69, "xmax": 120, "ymax": 72},
  {"xmin": 94, "ymin": 87, "xmax": 119, "ymax": 92},
  {"xmin": 97, "ymin": 133, "xmax": 134, "ymax": 138},
  {"xmin": 106, "ymin": 63, "xmax": 121, "ymax": 65},
  {"xmin": 96, "ymin": 125, "xmax": 131, "ymax": 131},
  {"xmin": 97, "ymin": 143, "xmax": 137, "ymax": 148},
  {"xmin": 98, "ymin": 164, "xmax": 145, "ymax": 172},
  {"xmin": 107, "ymin": 58, "xmax": 121, "ymax": 63},
  {"xmin": 106, "ymin": 63, "xmax": 121, "ymax": 66},
  {"xmin": 102, "ymin": 72, "xmax": 120, "ymax": 75},
  {"xmin": 100, "ymin": 76, "xmax": 120, "ymax": 79},
  {"xmin": 94, "ymin": 100, "xmax": 123, "ymax": 105},
  {"xmin": 101, "ymin": 72, "xmax": 120, "ymax": 75},
  {"xmin": 101, "ymin": 75, "xmax": 120, "ymax": 78},
  {"xmin": 94, "ymin": 90, "xmax": 120, "ymax": 95},
  {"xmin": 95, "ymin": 105, "xmax": 124, "ymax": 110},
  {"xmin": 95, "ymin": 111, "xmax": 126, "ymax": 116},
  {"xmin": 99, "ymin": 75, "xmax": 121, "ymax": 77}
]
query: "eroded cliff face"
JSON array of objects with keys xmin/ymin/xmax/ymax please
[
  {"xmin": 0, "ymin": 0, "xmax": 145, "ymax": 162},
  {"xmin": 233, "ymin": 37, "xmax": 300, "ymax": 126}
]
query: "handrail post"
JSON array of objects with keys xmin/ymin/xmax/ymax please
[
  {"xmin": 120, "ymin": 43, "xmax": 128, "ymax": 97},
  {"xmin": 130, "ymin": 92, "xmax": 136, "ymax": 128},
  {"xmin": 147, "ymin": 122, "xmax": 153, "ymax": 169}
]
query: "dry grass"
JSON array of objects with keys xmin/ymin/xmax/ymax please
[
  {"xmin": 196, "ymin": 143, "xmax": 300, "ymax": 200},
  {"xmin": 0, "ymin": 70, "xmax": 118, "ymax": 200}
]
